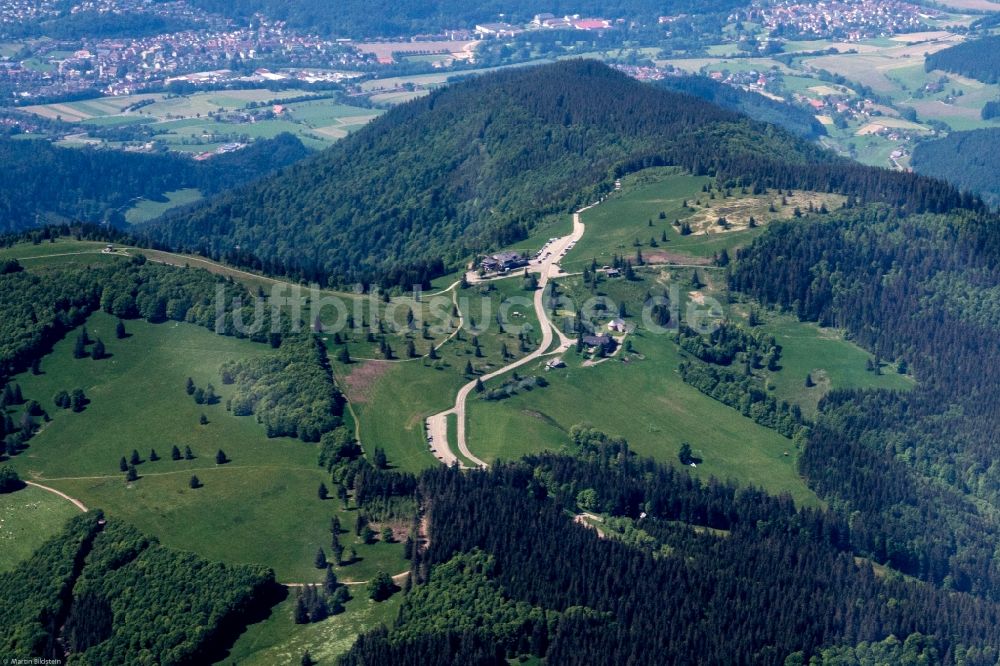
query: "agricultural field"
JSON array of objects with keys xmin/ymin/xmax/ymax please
[
  {"xmin": 3, "ymin": 310, "xmax": 406, "ymax": 583},
  {"xmin": 0, "ymin": 484, "xmax": 79, "ymax": 572},
  {"xmin": 21, "ymin": 89, "xmax": 382, "ymax": 152}
]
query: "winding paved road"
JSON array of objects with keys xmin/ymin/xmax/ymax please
[{"xmin": 426, "ymin": 204, "xmax": 595, "ymax": 467}]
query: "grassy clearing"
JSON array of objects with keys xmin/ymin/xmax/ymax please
[
  {"xmin": 731, "ymin": 305, "xmax": 914, "ymax": 419},
  {"xmin": 0, "ymin": 484, "xmax": 79, "ymax": 573},
  {"xmin": 4, "ymin": 311, "xmax": 404, "ymax": 582},
  {"xmin": 124, "ymin": 188, "xmax": 203, "ymax": 224},
  {"xmin": 465, "ymin": 322, "xmax": 820, "ymax": 506},
  {"xmin": 332, "ymin": 277, "xmax": 542, "ymax": 473},
  {"xmin": 565, "ymin": 169, "xmax": 841, "ymax": 271},
  {"xmin": 220, "ymin": 589, "xmax": 402, "ymax": 666}
]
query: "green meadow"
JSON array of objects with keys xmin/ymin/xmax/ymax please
[
  {"xmin": 4, "ymin": 310, "xmax": 405, "ymax": 583},
  {"xmin": 124, "ymin": 188, "xmax": 203, "ymax": 224},
  {"xmin": 0, "ymin": 484, "xmax": 79, "ymax": 572}
]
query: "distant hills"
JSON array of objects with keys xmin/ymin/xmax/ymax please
[
  {"xmin": 146, "ymin": 60, "xmax": 972, "ymax": 288},
  {"xmin": 0, "ymin": 133, "xmax": 309, "ymax": 232},
  {"xmin": 912, "ymin": 128, "xmax": 1000, "ymax": 207},
  {"xmin": 184, "ymin": 0, "xmax": 744, "ymax": 38},
  {"xmin": 656, "ymin": 75, "xmax": 827, "ymax": 140}
]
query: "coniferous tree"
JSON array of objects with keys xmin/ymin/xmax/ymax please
[
  {"xmin": 92, "ymin": 338, "xmax": 105, "ymax": 360},
  {"xmin": 171, "ymin": 445, "xmax": 181, "ymax": 461},
  {"xmin": 115, "ymin": 319, "xmax": 127, "ymax": 339},
  {"xmin": 189, "ymin": 475, "xmax": 200, "ymax": 488},
  {"xmin": 215, "ymin": 449, "xmax": 228, "ymax": 465},
  {"xmin": 314, "ymin": 548, "xmax": 327, "ymax": 569},
  {"xmin": 149, "ymin": 448, "xmax": 160, "ymax": 461},
  {"xmin": 318, "ymin": 482, "xmax": 329, "ymax": 500}
]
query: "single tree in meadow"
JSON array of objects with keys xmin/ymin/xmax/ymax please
[
  {"xmin": 199, "ymin": 413, "xmax": 208, "ymax": 425},
  {"xmin": 318, "ymin": 482, "xmax": 329, "ymax": 500},
  {"xmin": 119, "ymin": 456, "xmax": 129, "ymax": 473},
  {"xmin": 125, "ymin": 465, "xmax": 138, "ymax": 482},
  {"xmin": 71, "ymin": 389, "xmax": 87, "ymax": 412},
  {"xmin": 73, "ymin": 334, "xmax": 87, "ymax": 359},
  {"xmin": 185, "ymin": 377, "xmax": 195, "ymax": 395},
  {"xmin": 215, "ymin": 449, "xmax": 228, "ymax": 465},
  {"xmin": 314, "ymin": 548, "xmax": 327, "ymax": 569},
  {"xmin": 805, "ymin": 373, "xmax": 815, "ymax": 388},
  {"xmin": 331, "ymin": 534, "xmax": 344, "ymax": 565},
  {"xmin": 91, "ymin": 338, "xmax": 106, "ymax": 360},
  {"xmin": 130, "ymin": 449, "xmax": 141, "ymax": 466},
  {"xmin": 149, "ymin": 448, "xmax": 160, "ymax": 461},
  {"xmin": 324, "ymin": 566, "xmax": 339, "ymax": 595},
  {"xmin": 171, "ymin": 445, "xmax": 181, "ymax": 461},
  {"xmin": 115, "ymin": 319, "xmax": 127, "ymax": 339},
  {"xmin": 367, "ymin": 571, "xmax": 395, "ymax": 602},
  {"xmin": 184, "ymin": 445, "xmax": 194, "ymax": 460},
  {"xmin": 189, "ymin": 475, "xmax": 201, "ymax": 489},
  {"xmin": 336, "ymin": 345, "xmax": 351, "ymax": 364}
]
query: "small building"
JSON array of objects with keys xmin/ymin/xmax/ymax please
[
  {"xmin": 474, "ymin": 23, "xmax": 521, "ymax": 37},
  {"xmin": 607, "ymin": 318, "xmax": 627, "ymax": 333},
  {"xmin": 582, "ymin": 334, "xmax": 614, "ymax": 351},
  {"xmin": 545, "ymin": 357, "xmax": 566, "ymax": 370},
  {"xmin": 481, "ymin": 251, "xmax": 527, "ymax": 273},
  {"xmin": 604, "ymin": 267, "xmax": 621, "ymax": 278}
]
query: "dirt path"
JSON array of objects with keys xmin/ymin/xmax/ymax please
[
  {"xmin": 426, "ymin": 203, "xmax": 596, "ymax": 468},
  {"xmin": 24, "ymin": 480, "xmax": 88, "ymax": 512},
  {"xmin": 282, "ymin": 570, "xmax": 410, "ymax": 587}
]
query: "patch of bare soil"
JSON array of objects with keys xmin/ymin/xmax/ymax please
[{"xmin": 341, "ymin": 360, "xmax": 391, "ymax": 404}]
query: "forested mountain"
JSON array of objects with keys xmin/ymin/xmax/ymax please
[
  {"xmin": 924, "ymin": 35, "xmax": 1000, "ymax": 84},
  {"xmin": 657, "ymin": 74, "xmax": 827, "ymax": 139},
  {"xmin": 731, "ymin": 206, "xmax": 1000, "ymax": 597},
  {"xmin": 146, "ymin": 60, "xmax": 974, "ymax": 289},
  {"xmin": 0, "ymin": 133, "xmax": 309, "ymax": 232},
  {"xmin": 339, "ymin": 454, "xmax": 1000, "ymax": 664},
  {"xmin": 185, "ymin": 0, "xmax": 744, "ymax": 38},
  {"xmin": 912, "ymin": 128, "xmax": 1000, "ymax": 207}
]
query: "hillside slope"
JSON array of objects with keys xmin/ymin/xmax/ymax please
[
  {"xmin": 912, "ymin": 128, "xmax": 1000, "ymax": 207},
  {"xmin": 0, "ymin": 133, "xmax": 309, "ymax": 232},
  {"xmin": 924, "ymin": 35, "xmax": 1000, "ymax": 84},
  {"xmin": 147, "ymin": 60, "xmax": 969, "ymax": 288},
  {"xmin": 657, "ymin": 74, "xmax": 827, "ymax": 139}
]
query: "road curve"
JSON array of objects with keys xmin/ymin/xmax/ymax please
[{"xmin": 426, "ymin": 205, "xmax": 594, "ymax": 467}]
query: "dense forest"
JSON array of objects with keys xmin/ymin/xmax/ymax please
[
  {"xmin": 0, "ymin": 512, "xmax": 277, "ymax": 664},
  {"xmin": 912, "ymin": 128, "xmax": 1000, "ymax": 207},
  {"xmin": 730, "ymin": 206, "xmax": 1000, "ymax": 596},
  {"xmin": 340, "ymin": 453, "xmax": 1000, "ymax": 664},
  {"xmin": 0, "ymin": 133, "xmax": 309, "ymax": 231},
  {"xmin": 184, "ymin": 0, "xmax": 745, "ymax": 38},
  {"xmin": 147, "ymin": 61, "xmax": 974, "ymax": 289},
  {"xmin": 924, "ymin": 35, "xmax": 1000, "ymax": 84},
  {"xmin": 657, "ymin": 74, "xmax": 827, "ymax": 139}
]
